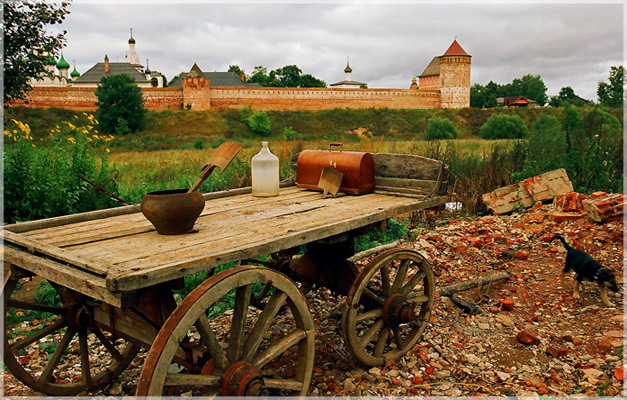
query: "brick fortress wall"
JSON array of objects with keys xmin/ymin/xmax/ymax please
[{"xmin": 16, "ymin": 83, "xmax": 443, "ymax": 111}]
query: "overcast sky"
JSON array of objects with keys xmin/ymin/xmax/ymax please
[{"xmin": 55, "ymin": 1, "xmax": 624, "ymax": 101}]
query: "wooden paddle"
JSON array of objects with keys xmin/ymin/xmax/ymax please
[
  {"xmin": 318, "ymin": 166, "xmax": 343, "ymax": 198},
  {"xmin": 188, "ymin": 141, "xmax": 242, "ymax": 193}
]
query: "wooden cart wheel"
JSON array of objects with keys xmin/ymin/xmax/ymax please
[
  {"xmin": 136, "ymin": 266, "xmax": 315, "ymax": 396},
  {"xmin": 342, "ymin": 249, "xmax": 435, "ymax": 366},
  {"xmin": 2, "ymin": 275, "xmax": 141, "ymax": 395}
]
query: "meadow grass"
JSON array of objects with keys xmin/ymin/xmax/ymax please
[{"xmin": 110, "ymin": 138, "xmax": 513, "ymax": 205}]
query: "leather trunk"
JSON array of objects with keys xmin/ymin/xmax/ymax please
[{"xmin": 296, "ymin": 149, "xmax": 375, "ymax": 195}]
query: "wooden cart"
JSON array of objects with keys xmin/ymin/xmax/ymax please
[{"xmin": 3, "ymin": 153, "xmax": 448, "ymax": 396}]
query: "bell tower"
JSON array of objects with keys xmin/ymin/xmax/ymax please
[{"xmin": 439, "ymin": 38, "xmax": 471, "ymax": 108}]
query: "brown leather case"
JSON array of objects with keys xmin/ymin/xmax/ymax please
[{"xmin": 296, "ymin": 144, "xmax": 375, "ymax": 195}]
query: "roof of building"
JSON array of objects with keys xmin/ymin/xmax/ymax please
[
  {"xmin": 442, "ymin": 39, "xmax": 470, "ymax": 57},
  {"xmin": 169, "ymin": 67, "xmax": 260, "ymax": 87},
  {"xmin": 73, "ymin": 62, "xmax": 149, "ymax": 84},
  {"xmin": 330, "ymin": 80, "xmax": 367, "ymax": 87},
  {"xmin": 419, "ymin": 56, "xmax": 440, "ymax": 78}
]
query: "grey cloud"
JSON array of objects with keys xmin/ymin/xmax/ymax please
[{"xmin": 58, "ymin": 2, "xmax": 622, "ymax": 100}]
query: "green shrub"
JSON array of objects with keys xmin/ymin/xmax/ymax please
[
  {"xmin": 95, "ymin": 73, "xmax": 146, "ymax": 135},
  {"xmin": 512, "ymin": 114, "xmax": 567, "ymax": 180},
  {"xmin": 355, "ymin": 218, "xmax": 408, "ymax": 252},
  {"xmin": 424, "ymin": 117, "xmax": 458, "ymax": 140},
  {"xmin": 282, "ymin": 126, "xmax": 295, "ymax": 140},
  {"xmin": 4, "ymin": 116, "xmax": 118, "ymax": 222},
  {"xmin": 248, "ymin": 110, "xmax": 271, "ymax": 135},
  {"xmin": 210, "ymin": 136, "xmax": 227, "ymax": 149},
  {"xmin": 480, "ymin": 113, "xmax": 528, "ymax": 139}
]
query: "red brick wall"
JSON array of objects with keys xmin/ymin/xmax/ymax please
[{"xmin": 15, "ymin": 85, "xmax": 442, "ymax": 111}]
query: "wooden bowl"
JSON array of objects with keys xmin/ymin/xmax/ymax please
[{"xmin": 140, "ymin": 189, "xmax": 205, "ymax": 235}]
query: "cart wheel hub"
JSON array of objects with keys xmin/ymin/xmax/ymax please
[
  {"xmin": 220, "ymin": 361, "xmax": 267, "ymax": 396},
  {"xmin": 67, "ymin": 305, "xmax": 93, "ymax": 329},
  {"xmin": 382, "ymin": 294, "xmax": 416, "ymax": 326}
]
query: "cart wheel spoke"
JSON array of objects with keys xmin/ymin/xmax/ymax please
[
  {"xmin": 381, "ymin": 265, "xmax": 391, "ymax": 297},
  {"xmin": 390, "ymin": 259, "xmax": 410, "ymax": 293},
  {"xmin": 401, "ymin": 270, "xmax": 426, "ymax": 296},
  {"xmin": 242, "ymin": 291, "xmax": 287, "ymax": 361},
  {"xmin": 8, "ymin": 299, "xmax": 65, "ymax": 315},
  {"xmin": 3, "ymin": 277, "xmax": 140, "ymax": 395},
  {"xmin": 10, "ymin": 317, "xmax": 68, "ymax": 352},
  {"xmin": 78, "ymin": 330, "xmax": 92, "ymax": 386},
  {"xmin": 164, "ymin": 372, "xmax": 222, "ymax": 387},
  {"xmin": 194, "ymin": 314, "xmax": 228, "ymax": 371},
  {"xmin": 92, "ymin": 327, "xmax": 124, "ymax": 364},
  {"xmin": 358, "ymin": 319, "xmax": 384, "ymax": 349},
  {"xmin": 227, "ymin": 283, "xmax": 252, "ymax": 362},
  {"xmin": 373, "ymin": 326, "xmax": 390, "ymax": 358},
  {"xmin": 264, "ymin": 377, "xmax": 304, "ymax": 392},
  {"xmin": 39, "ymin": 327, "xmax": 76, "ymax": 383},
  {"xmin": 253, "ymin": 328, "xmax": 306, "ymax": 369},
  {"xmin": 137, "ymin": 266, "xmax": 315, "ymax": 396},
  {"xmin": 355, "ymin": 307, "xmax": 382, "ymax": 323},
  {"xmin": 343, "ymin": 249, "xmax": 435, "ymax": 366}
]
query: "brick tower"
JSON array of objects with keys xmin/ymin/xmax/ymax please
[{"xmin": 438, "ymin": 39, "xmax": 471, "ymax": 108}]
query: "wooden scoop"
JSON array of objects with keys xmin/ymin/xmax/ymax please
[
  {"xmin": 318, "ymin": 166, "xmax": 343, "ymax": 198},
  {"xmin": 188, "ymin": 141, "xmax": 242, "ymax": 193}
]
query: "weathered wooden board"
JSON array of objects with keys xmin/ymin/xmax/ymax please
[
  {"xmin": 3, "ymin": 246, "xmax": 123, "ymax": 307},
  {"xmin": 372, "ymin": 153, "xmax": 449, "ymax": 181}
]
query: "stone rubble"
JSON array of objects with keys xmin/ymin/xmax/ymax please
[{"xmin": 3, "ymin": 202, "xmax": 624, "ymax": 397}]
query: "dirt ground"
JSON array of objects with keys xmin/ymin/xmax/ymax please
[{"xmin": 3, "ymin": 203, "xmax": 625, "ymax": 397}]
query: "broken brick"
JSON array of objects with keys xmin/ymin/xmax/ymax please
[
  {"xmin": 515, "ymin": 251, "xmax": 529, "ymax": 260},
  {"xmin": 499, "ymin": 299, "xmax": 514, "ymax": 311},
  {"xmin": 521, "ymin": 168, "xmax": 574, "ymax": 202},
  {"xmin": 517, "ymin": 331, "xmax": 541, "ymax": 345},
  {"xmin": 554, "ymin": 192, "xmax": 588, "ymax": 212},
  {"xmin": 582, "ymin": 193, "xmax": 625, "ymax": 223},
  {"xmin": 546, "ymin": 345, "xmax": 568, "ymax": 357},
  {"xmin": 590, "ymin": 191, "xmax": 607, "ymax": 199},
  {"xmin": 481, "ymin": 182, "xmax": 534, "ymax": 215},
  {"xmin": 552, "ymin": 212, "xmax": 584, "ymax": 223}
]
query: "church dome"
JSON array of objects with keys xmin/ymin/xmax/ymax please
[
  {"xmin": 56, "ymin": 54, "xmax": 70, "ymax": 69},
  {"xmin": 344, "ymin": 62, "xmax": 352, "ymax": 73},
  {"xmin": 70, "ymin": 67, "xmax": 80, "ymax": 78},
  {"xmin": 44, "ymin": 53, "xmax": 57, "ymax": 66}
]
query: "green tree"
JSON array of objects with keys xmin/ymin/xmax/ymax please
[
  {"xmin": 597, "ymin": 66, "xmax": 624, "ymax": 107},
  {"xmin": 480, "ymin": 113, "xmax": 528, "ymax": 139},
  {"xmin": 95, "ymin": 73, "xmax": 146, "ymax": 135},
  {"xmin": 248, "ymin": 65, "xmax": 269, "ymax": 86},
  {"xmin": 470, "ymin": 83, "xmax": 497, "ymax": 108},
  {"xmin": 3, "ymin": 1, "xmax": 71, "ymax": 104},
  {"xmin": 424, "ymin": 117, "xmax": 458, "ymax": 140},
  {"xmin": 299, "ymin": 73, "xmax": 327, "ymax": 88},
  {"xmin": 510, "ymin": 74, "xmax": 548, "ymax": 106},
  {"xmin": 228, "ymin": 64, "xmax": 245, "ymax": 79},
  {"xmin": 549, "ymin": 86, "xmax": 590, "ymax": 107}
]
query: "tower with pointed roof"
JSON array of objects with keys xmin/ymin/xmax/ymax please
[{"xmin": 438, "ymin": 38, "xmax": 471, "ymax": 108}]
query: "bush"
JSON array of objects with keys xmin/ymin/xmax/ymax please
[
  {"xmin": 424, "ymin": 117, "xmax": 458, "ymax": 140},
  {"xmin": 246, "ymin": 110, "xmax": 271, "ymax": 135},
  {"xmin": 512, "ymin": 114, "xmax": 567, "ymax": 180},
  {"xmin": 282, "ymin": 126, "xmax": 295, "ymax": 140},
  {"xmin": 480, "ymin": 113, "xmax": 528, "ymax": 139},
  {"xmin": 4, "ymin": 116, "xmax": 118, "ymax": 222},
  {"xmin": 95, "ymin": 73, "xmax": 146, "ymax": 135}
]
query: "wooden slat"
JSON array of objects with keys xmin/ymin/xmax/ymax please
[
  {"xmin": 3, "ymin": 230, "xmax": 121, "ymax": 276},
  {"xmin": 3, "ymin": 246, "xmax": 123, "ymax": 307},
  {"xmin": 375, "ymin": 177, "xmax": 447, "ymax": 194},
  {"xmin": 107, "ymin": 193, "xmax": 447, "ymax": 292},
  {"xmin": 373, "ymin": 153, "xmax": 449, "ymax": 181}
]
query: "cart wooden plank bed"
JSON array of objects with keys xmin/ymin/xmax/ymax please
[{"xmin": 3, "ymin": 153, "xmax": 448, "ymax": 396}]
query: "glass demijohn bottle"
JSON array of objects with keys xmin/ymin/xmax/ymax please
[{"xmin": 252, "ymin": 141, "xmax": 279, "ymax": 197}]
